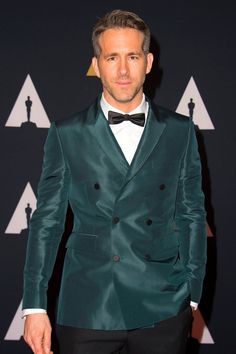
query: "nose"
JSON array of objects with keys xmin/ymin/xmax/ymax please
[{"xmin": 119, "ymin": 58, "xmax": 129, "ymax": 76}]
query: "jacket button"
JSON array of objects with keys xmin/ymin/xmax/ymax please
[
  {"xmin": 113, "ymin": 216, "xmax": 120, "ymax": 224},
  {"xmin": 113, "ymin": 255, "xmax": 120, "ymax": 262},
  {"xmin": 146, "ymin": 219, "xmax": 152, "ymax": 225},
  {"xmin": 144, "ymin": 254, "xmax": 151, "ymax": 260},
  {"xmin": 94, "ymin": 183, "xmax": 100, "ymax": 190},
  {"xmin": 159, "ymin": 184, "xmax": 166, "ymax": 190}
]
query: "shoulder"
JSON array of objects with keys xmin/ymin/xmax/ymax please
[
  {"xmin": 155, "ymin": 104, "xmax": 190, "ymax": 125},
  {"xmin": 149, "ymin": 101, "xmax": 193, "ymax": 132}
]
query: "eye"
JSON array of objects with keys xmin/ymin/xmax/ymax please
[
  {"xmin": 107, "ymin": 56, "xmax": 117, "ymax": 62},
  {"xmin": 129, "ymin": 55, "xmax": 139, "ymax": 61}
]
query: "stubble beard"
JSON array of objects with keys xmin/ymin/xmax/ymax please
[{"xmin": 103, "ymin": 79, "xmax": 144, "ymax": 105}]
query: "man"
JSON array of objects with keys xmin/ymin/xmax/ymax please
[{"xmin": 23, "ymin": 9, "xmax": 207, "ymax": 354}]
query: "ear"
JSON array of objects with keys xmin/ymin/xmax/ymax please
[
  {"xmin": 92, "ymin": 57, "xmax": 101, "ymax": 78},
  {"xmin": 146, "ymin": 52, "xmax": 154, "ymax": 74}
]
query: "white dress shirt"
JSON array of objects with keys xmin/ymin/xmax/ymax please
[
  {"xmin": 22, "ymin": 94, "xmax": 197, "ymax": 317},
  {"xmin": 101, "ymin": 93, "xmax": 148, "ymax": 164}
]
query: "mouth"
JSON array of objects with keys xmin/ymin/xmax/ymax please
[{"xmin": 116, "ymin": 81, "xmax": 132, "ymax": 87}]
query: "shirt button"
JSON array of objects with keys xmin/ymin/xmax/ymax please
[
  {"xmin": 159, "ymin": 184, "xmax": 166, "ymax": 190},
  {"xmin": 113, "ymin": 255, "xmax": 120, "ymax": 262},
  {"xmin": 146, "ymin": 219, "xmax": 153, "ymax": 225},
  {"xmin": 113, "ymin": 216, "xmax": 120, "ymax": 224},
  {"xmin": 94, "ymin": 183, "xmax": 100, "ymax": 190}
]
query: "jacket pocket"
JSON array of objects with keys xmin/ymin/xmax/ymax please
[
  {"xmin": 144, "ymin": 245, "xmax": 179, "ymax": 263},
  {"xmin": 66, "ymin": 232, "xmax": 97, "ymax": 253}
]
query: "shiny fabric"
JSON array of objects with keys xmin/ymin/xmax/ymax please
[
  {"xmin": 23, "ymin": 97, "xmax": 207, "ymax": 330},
  {"xmin": 58, "ymin": 306, "xmax": 193, "ymax": 354},
  {"xmin": 108, "ymin": 110, "xmax": 145, "ymax": 126}
]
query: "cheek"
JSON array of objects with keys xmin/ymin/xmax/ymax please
[
  {"xmin": 132, "ymin": 65, "xmax": 148, "ymax": 81},
  {"xmin": 130, "ymin": 61, "xmax": 147, "ymax": 74},
  {"xmin": 100, "ymin": 66, "xmax": 117, "ymax": 81}
]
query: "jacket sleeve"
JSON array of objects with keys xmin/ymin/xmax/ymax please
[
  {"xmin": 175, "ymin": 119, "xmax": 207, "ymax": 303},
  {"xmin": 23, "ymin": 122, "xmax": 70, "ymax": 310}
]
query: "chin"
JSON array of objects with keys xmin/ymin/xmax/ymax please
[{"xmin": 114, "ymin": 93, "xmax": 136, "ymax": 103}]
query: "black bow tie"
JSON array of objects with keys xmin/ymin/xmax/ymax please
[{"xmin": 108, "ymin": 111, "xmax": 145, "ymax": 127}]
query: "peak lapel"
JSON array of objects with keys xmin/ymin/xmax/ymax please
[{"xmin": 124, "ymin": 105, "xmax": 166, "ymax": 184}]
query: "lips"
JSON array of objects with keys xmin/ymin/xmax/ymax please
[{"xmin": 116, "ymin": 81, "xmax": 131, "ymax": 86}]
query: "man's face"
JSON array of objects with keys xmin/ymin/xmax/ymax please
[{"xmin": 92, "ymin": 28, "xmax": 153, "ymax": 111}]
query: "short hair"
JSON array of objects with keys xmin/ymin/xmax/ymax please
[{"xmin": 92, "ymin": 9, "xmax": 151, "ymax": 57}]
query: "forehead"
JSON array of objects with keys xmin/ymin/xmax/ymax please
[{"xmin": 98, "ymin": 28, "xmax": 144, "ymax": 53}]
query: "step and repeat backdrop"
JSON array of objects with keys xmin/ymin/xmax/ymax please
[{"xmin": 0, "ymin": 1, "xmax": 235, "ymax": 353}]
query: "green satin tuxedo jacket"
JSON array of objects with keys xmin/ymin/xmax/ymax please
[{"xmin": 23, "ymin": 97, "xmax": 207, "ymax": 330}]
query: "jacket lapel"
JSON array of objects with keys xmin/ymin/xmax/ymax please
[
  {"xmin": 91, "ymin": 102, "xmax": 129, "ymax": 177},
  {"xmin": 89, "ymin": 98, "xmax": 166, "ymax": 181},
  {"xmin": 123, "ymin": 104, "xmax": 166, "ymax": 184}
]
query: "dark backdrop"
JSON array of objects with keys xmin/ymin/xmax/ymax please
[{"xmin": 0, "ymin": 1, "xmax": 235, "ymax": 353}]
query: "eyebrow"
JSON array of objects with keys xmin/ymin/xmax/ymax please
[{"xmin": 103, "ymin": 51, "xmax": 143, "ymax": 58}]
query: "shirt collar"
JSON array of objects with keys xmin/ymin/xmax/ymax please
[{"xmin": 100, "ymin": 93, "xmax": 149, "ymax": 121}]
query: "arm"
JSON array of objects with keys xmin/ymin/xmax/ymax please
[
  {"xmin": 23, "ymin": 122, "xmax": 70, "ymax": 353},
  {"xmin": 175, "ymin": 120, "xmax": 207, "ymax": 303}
]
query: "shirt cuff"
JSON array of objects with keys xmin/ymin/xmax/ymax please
[
  {"xmin": 22, "ymin": 308, "xmax": 47, "ymax": 318},
  {"xmin": 190, "ymin": 301, "xmax": 198, "ymax": 310}
]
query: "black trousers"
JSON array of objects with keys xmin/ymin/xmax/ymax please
[{"xmin": 58, "ymin": 306, "xmax": 193, "ymax": 354}]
